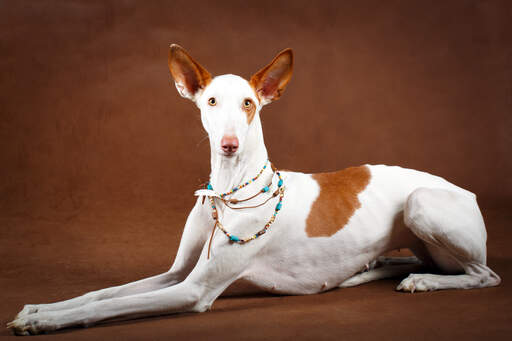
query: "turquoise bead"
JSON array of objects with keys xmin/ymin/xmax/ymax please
[
  {"xmin": 230, "ymin": 235, "xmax": 240, "ymax": 242},
  {"xmin": 276, "ymin": 202, "xmax": 282, "ymax": 211},
  {"xmin": 207, "ymin": 183, "xmax": 213, "ymax": 190},
  {"xmin": 262, "ymin": 186, "xmax": 269, "ymax": 192},
  {"xmin": 278, "ymin": 179, "xmax": 283, "ymax": 187}
]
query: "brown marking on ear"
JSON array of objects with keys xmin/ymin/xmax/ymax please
[
  {"xmin": 242, "ymin": 98, "xmax": 256, "ymax": 124},
  {"xmin": 250, "ymin": 48, "xmax": 293, "ymax": 104},
  {"xmin": 306, "ymin": 166, "xmax": 371, "ymax": 237},
  {"xmin": 168, "ymin": 44, "xmax": 211, "ymax": 96}
]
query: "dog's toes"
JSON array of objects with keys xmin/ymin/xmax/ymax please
[
  {"xmin": 397, "ymin": 274, "xmax": 416, "ymax": 292},
  {"xmin": 397, "ymin": 274, "xmax": 437, "ymax": 293},
  {"xmin": 6, "ymin": 313, "xmax": 54, "ymax": 336},
  {"xmin": 7, "ymin": 319, "xmax": 30, "ymax": 336}
]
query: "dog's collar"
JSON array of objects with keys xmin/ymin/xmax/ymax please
[
  {"xmin": 194, "ymin": 159, "xmax": 270, "ymax": 199},
  {"xmin": 196, "ymin": 160, "xmax": 285, "ymax": 259}
]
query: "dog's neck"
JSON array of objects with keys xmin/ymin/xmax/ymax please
[{"xmin": 208, "ymin": 115, "xmax": 270, "ymax": 195}]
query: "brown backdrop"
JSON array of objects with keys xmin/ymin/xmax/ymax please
[{"xmin": 1, "ymin": 1, "xmax": 511, "ymax": 340}]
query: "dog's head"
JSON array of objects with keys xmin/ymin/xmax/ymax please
[{"xmin": 168, "ymin": 44, "xmax": 293, "ymax": 158}]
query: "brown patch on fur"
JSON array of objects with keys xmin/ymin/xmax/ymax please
[
  {"xmin": 168, "ymin": 44, "xmax": 211, "ymax": 96},
  {"xmin": 242, "ymin": 98, "xmax": 256, "ymax": 124},
  {"xmin": 250, "ymin": 48, "xmax": 293, "ymax": 104},
  {"xmin": 306, "ymin": 166, "xmax": 371, "ymax": 237}
]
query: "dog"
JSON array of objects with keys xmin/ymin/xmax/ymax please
[{"xmin": 8, "ymin": 45, "xmax": 501, "ymax": 335}]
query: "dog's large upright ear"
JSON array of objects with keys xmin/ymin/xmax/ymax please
[
  {"xmin": 250, "ymin": 48, "xmax": 293, "ymax": 106},
  {"xmin": 168, "ymin": 44, "xmax": 212, "ymax": 101}
]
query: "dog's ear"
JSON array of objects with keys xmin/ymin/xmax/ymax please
[
  {"xmin": 168, "ymin": 44, "xmax": 212, "ymax": 101},
  {"xmin": 250, "ymin": 48, "xmax": 293, "ymax": 106}
]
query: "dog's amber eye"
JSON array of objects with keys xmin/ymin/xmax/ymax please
[
  {"xmin": 208, "ymin": 97, "xmax": 216, "ymax": 106},
  {"xmin": 243, "ymin": 99, "xmax": 252, "ymax": 109}
]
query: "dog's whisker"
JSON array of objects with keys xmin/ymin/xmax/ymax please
[{"xmin": 196, "ymin": 134, "xmax": 209, "ymax": 147}]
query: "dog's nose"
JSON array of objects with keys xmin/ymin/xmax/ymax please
[{"xmin": 221, "ymin": 135, "xmax": 239, "ymax": 154}]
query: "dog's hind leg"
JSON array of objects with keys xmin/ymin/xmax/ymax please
[
  {"xmin": 14, "ymin": 200, "xmax": 211, "ymax": 318},
  {"xmin": 397, "ymin": 188, "xmax": 501, "ymax": 292},
  {"xmin": 339, "ymin": 264, "xmax": 424, "ymax": 288}
]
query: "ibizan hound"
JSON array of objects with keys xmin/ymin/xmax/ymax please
[{"xmin": 8, "ymin": 45, "xmax": 501, "ymax": 335}]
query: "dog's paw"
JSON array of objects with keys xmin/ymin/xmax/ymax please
[
  {"xmin": 7, "ymin": 313, "xmax": 56, "ymax": 336},
  {"xmin": 396, "ymin": 274, "xmax": 439, "ymax": 293},
  {"xmin": 7, "ymin": 317, "xmax": 39, "ymax": 336}
]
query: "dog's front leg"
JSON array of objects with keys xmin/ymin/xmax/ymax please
[
  {"xmin": 8, "ymin": 236, "xmax": 256, "ymax": 335},
  {"xmin": 13, "ymin": 199, "xmax": 211, "ymax": 318},
  {"xmin": 9, "ymin": 281, "xmax": 205, "ymax": 335}
]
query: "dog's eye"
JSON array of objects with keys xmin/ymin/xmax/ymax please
[
  {"xmin": 243, "ymin": 99, "xmax": 253, "ymax": 109},
  {"xmin": 208, "ymin": 97, "xmax": 216, "ymax": 106}
]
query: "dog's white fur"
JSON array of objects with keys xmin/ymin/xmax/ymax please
[{"xmin": 8, "ymin": 45, "xmax": 501, "ymax": 335}]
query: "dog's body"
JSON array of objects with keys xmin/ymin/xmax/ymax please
[{"xmin": 8, "ymin": 46, "xmax": 500, "ymax": 335}]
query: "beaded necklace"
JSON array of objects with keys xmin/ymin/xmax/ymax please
[
  {"xmin": 208, "ymin": 160, "xmax": 269, "ymax": 199},
  {"xmin": 202, "ymin": 161, "xmax": 285, "ymax": 259}
]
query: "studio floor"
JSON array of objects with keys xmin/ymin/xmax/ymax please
[{"xmin": 1, "ymin": 208, "xmax": 510, "ymax": 340}]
